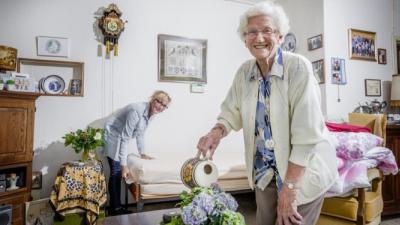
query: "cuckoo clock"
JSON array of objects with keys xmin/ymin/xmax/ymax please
[{"xmin": 98, "ymin": 4, "xmax": 125, "ymax": 56}]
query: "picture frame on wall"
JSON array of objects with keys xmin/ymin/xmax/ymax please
[
  {"xmin": 331, "ymin": 57, "xmax": 346, "ymax": 85},
  {"xmin": 307, "ymin": 34, "xmax": 323, "ymax": 51},
  {"xmin": 31, "ymin": 171, "xmax": 42, "ymax": 189},
  {"xmin": 365, "ymin": 79, "xmax": 381, "ymax": 96},
  {"xmin": 25, "ymin": 198, "xmax": 53, "ymax": 225},
  {"xmin": 36, "ymin": 36, "xmax": 69, "ymax": 58},
  {"xmin": 158, "ymin": 34, "xmax": 207, "ymax": 83},
  {"xmin": 312, "ymin": 59, "xmax": 324, "ymax": 84},
  {"xmin": 377, "ymin": 48, "xmax": 387, "ymax": 64},
  {"xmin": 348, "ymin": 29, "xmax": 376, "ymax": 61}
]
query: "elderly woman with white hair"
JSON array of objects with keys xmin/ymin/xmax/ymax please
[
  {"xmin": 197, "ymin": 1, "xmax": 338, "ymax": 225},
  {"xmin": 104, "ymin": 90, "xmax": 171, "ymax": 216}
]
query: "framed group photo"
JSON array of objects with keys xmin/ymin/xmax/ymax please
[
  {"xmin": 312, "ymin": 59, "xmax": 325, "ymax": 84},
  {"xmin": 307, "ymin": 34, "xmax": 323, "ymax": 51},
  {"xmin": 365, "ymin": 79, "xmax": 381, "ymax": 96},
  {"xmin": 331, "ymin": 57, "xmax": 347, "ymax": 85},
  {"xmin": 348, "ymin": 29, "xmax": 376, "ymax": 61},
  {"xmin": 158, "ymin": 34, "xmax": 207, "ymax": 83}
]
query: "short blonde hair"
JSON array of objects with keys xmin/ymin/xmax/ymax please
[
  {"xmin": 150, "ymin": 90, "xmax": 171, "ymax": 103},
  {"xmin": 237, "ymin": 0, "xmax": 290, "ymax": 42}
]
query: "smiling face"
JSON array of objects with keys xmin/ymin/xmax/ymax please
[
  {"xmin": 244, "ymin": 15, "xmax": 283, "ymax": 65},
  {"xmin": 149, "ymin": 97, "xmax": 169, "ymax": 116}
]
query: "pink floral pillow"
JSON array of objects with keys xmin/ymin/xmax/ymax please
[{"xmin": 331, "ymin": 132, "xmax": 383, "ymax": 160}]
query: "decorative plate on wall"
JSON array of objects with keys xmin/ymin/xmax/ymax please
[
  {"xmin": 42, "ymin": 75, "xmax": 65, "ymax": 94},
  {"xmin": 281, "ymin": 32, "xmax": 296, "ymax": 52}
]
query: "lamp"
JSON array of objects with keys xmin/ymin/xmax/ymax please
[
  {"xmin": 0, "ymin": 45, "xmax": 17, "ymax": 73},
  {"xmin": 391, "ymin": 74, "xmax": 400, "ymax": 107}
]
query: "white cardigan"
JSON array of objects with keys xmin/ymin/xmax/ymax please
[{"xmin": 217, "ymin": 51, "xmax": 338, "ymax": 205}]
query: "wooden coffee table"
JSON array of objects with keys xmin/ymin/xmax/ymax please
[{"xmin": 99, "ymin": 208, "xmax": 179, "ymax": 225}]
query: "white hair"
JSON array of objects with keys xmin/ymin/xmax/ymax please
[{"xmin": 237, "ymin": 1, "xmax": 290, "ymax": 42}]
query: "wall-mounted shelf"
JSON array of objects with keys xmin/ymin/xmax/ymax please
[{"xmin": 16, "ymin": 58, "xmax": 84, "ymax": 97}]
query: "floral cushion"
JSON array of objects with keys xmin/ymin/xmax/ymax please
[{"xmin": 331, "ymin": 132, "xmax": 383, "ymax": 160}]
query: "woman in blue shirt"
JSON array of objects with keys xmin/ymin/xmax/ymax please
[{"xmin": 104, "ymin": 90, "xmax": 171, "ymax": 215}]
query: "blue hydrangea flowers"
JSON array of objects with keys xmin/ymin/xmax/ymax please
[{"xmin": 162, "ymin": 184, "xmax": 245, "ymax": 225}]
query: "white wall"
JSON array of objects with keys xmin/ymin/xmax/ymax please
[
  {"xmin": 324, "ymin": 0, "xmax": 395, "ymax": 120},
  {"xmin": 279, "ymin": 0, "xmax": 326, "ymax": 114},
  {"xmin": 395, "ymin": 0, "xmax": 400, "ymax": 37},
  {"xmin": 0, "ymin": 0, "xmax": 251, "ymax": 198}
]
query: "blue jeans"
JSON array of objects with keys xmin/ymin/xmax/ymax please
[{"xmin": 107, "ymin": 157, "xmax": 122, "ymax": 209}]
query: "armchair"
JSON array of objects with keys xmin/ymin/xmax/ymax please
[{"xmin": 317, "ymin": 113, "xmax": 386, "ymax": 225}]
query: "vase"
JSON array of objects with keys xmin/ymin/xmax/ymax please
[{"xmin": 81, "ymin": 150, "xmax": 97, "ymax": 163}]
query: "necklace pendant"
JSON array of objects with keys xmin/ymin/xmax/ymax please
[{"xmin": 265, "ymin": 139, "xmax": 275, "ymax": 149}]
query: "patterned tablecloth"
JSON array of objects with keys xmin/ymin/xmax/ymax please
[{"xmin": 50, "ymin": 161, "xmax": 107, "ymax": 224}]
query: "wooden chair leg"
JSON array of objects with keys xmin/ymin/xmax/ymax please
[{"xmin": 356, "ymin": 188, "xmax": 366, "ymax": 225}]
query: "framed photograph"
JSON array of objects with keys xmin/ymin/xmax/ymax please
[
  {"xmin": 312, "ymin": 59, "xmax": 325, "ymax": 84},
  {"xmin": 377, "ymin": 48, "xmax": 387, "ymax": 64},
  {"xmin": 36, "ymin": 36, "xmax": 69, "ymax": 57},
  {"xmin": 31, "ymin": 171, "xmax": 42, "ymax": 189},
  {"xmin": 331, "ymin": 57, "xmax": 347, "ymax": 85},
  {"xmin": 348, "ymin": 29, "xmax": 376, "ymax": 61},
  {"xmin": 69, "ymin": 79, "xmax": 82, "ymax": 95},
  {"xmin": 25, "ymin": 198, "xmax": 54, "ymax": 225},
  {"xmin": 307, "ymin": 34, "xmax": 323, "ymax": 51},
  {"xmin": 365, "ymin": 79, "xmax": 381, "ymax": 96},
  {"xmin": 158, "ymin": 34, "xmax": 207, "ymax": 83}
]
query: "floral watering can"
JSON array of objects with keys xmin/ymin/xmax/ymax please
[
  {"xmin": 180, "ymin": 153, "xmax": 219, "ymax": 188},
  {"xmin": 366, "ymin": 99, "xmax": 387, "ymax": 114}
]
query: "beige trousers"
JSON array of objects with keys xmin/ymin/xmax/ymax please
[{"xmin": 255, "ymin": 182, "xmax": 324, "ymax": 225}]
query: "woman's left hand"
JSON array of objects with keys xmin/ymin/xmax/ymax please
[{"xmin": 277, "ymin": 185, "xmax": 303, "ymax": 225}]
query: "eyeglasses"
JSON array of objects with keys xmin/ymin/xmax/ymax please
[
  {"xmin": 245, "ymin": 28, "xmax": 276, "ymax": 39},
  {"xmin": 155, "ymin": 99, "xmax": 168, "ymax": 109}
]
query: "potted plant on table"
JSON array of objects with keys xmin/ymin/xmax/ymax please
[
  {"xmin": 63, "ymin": 127, "xmax": 105, "ymax": 162},
  {"xmin": 6, "ymin": 79, "xmax": 15, "ymax": 91}
]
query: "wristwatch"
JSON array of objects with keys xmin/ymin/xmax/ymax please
[{"xmin": 284, "ymin": 181, "xmax": 298, "ymax": 190}]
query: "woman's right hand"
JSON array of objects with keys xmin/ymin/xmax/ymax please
[
  {"xmin": 197, "ymin": 129, "xmax": 223, "ymax": 160},
  {"xmin": 140, "ymin": 154, "xmax": 154, "ymax": 160}
]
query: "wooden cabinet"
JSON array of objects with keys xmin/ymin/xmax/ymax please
[
  {"xmin": 0, "ymin": 92, "xmax": 38, "ymax": 225},
  {"xmin": 383, "ymin": 125, "xmax": 400, "ymax": 216}
]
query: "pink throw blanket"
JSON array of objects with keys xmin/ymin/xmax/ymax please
[{"xmin": 326, "ymin": 132, "xmax": 398, "ymax": 197}]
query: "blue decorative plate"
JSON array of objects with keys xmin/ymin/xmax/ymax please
[{"xmin": 42, "ymin": 75, "xmax": 65, "ymax": 94}]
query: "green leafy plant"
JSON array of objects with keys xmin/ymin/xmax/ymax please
[
  {"xmin": 63, "ymin": 127, "xmax": 105, "ymax": 154},
  {"xmin": 0, "ymin": 80, "xmax": 3, "ymax": 84},
  {"xmin": 161, "ymin": 184, "xmax": 246, "ymax": 225},
  {"xmin": 6, "ymin": 80, "xmax": 15, "ymax": 85}
]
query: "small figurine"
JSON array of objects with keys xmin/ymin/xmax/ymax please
[{"xmin": 7, "ymin": 173, "xmax": 19, "ymax": 190}]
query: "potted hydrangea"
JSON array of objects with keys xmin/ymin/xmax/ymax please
[
  {"xmin": 162, "ymin": 184, "xmax": 246, "ymax": 225},
  {"xmin": 63, "ymin": 127, "xmax": 105, "ymax": 162}
]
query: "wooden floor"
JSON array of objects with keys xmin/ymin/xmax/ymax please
[{"xmin": 105, "ymin": 192, "xmax": 400, "ymax": 225}]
